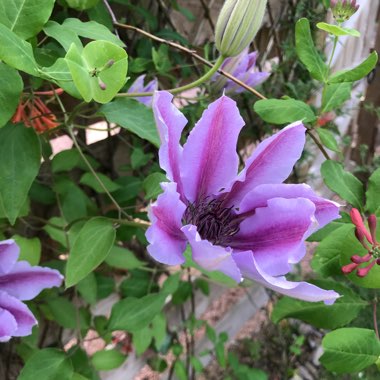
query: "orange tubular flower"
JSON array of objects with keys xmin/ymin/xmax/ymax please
[{"xmin": 11, "ymin": 93, "xmax": 61, "ymax": 133}]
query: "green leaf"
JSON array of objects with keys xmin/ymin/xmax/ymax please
[
  {"xmin": 329, "ymin": 51, "xmax": 378, "ymax": 83},
  {"xmin": 0, "ymin": 0, "xmax": 55, "ymax": 40},
  {"xmin": 321, "ymin": 160, "xmax": 364, "ymax": 210},
  {"xmin": 46, "ymin": 297, "xmax": 77, "ymax": 329},
  {"xmin": 295, "ymin": 18, "xmax": 327, "ymax": 81},
  {"xmin": 43, "ymin": 21, "xmax": 83, "ymax": 51},
  {"xmin": 76, "ymin": 272, "xmax": 97, "ymax": 304},
  {"xmin": 311, "ymin": 223, "xmax": 354, "ymax": 277},
  {"xmin": 272, "ymin": 280, "xmax": 367, "ymax": 329},
  {"xmin": 151, "ymin": 313, "xmax": 167, "ymax": 349},
  {"xmin": 40, "ymin": 58, "xmax": 81, "ymax": 99},
  {"xmin": 321, "ymin": 82, "xmax": 352, "ymax": 113},
  {"xmin": 79, "ymin": 172, "xmax": 121, "ymax": 193},
  {"xmin": 91, "ymin": 349, "xmax": 126, "ymax": 371},
  {"xmin": 62, "ymin": 18, "xmax": 125, "ymax": 47},
  {"xmin": 66, "ymin": 0, "xmax": 100, "ymax": 11},
  {"xmin": 51, "ymin": 148, "xmax": 99, "ymax": 173},
  {"xmin": 12, "ymin": 235, "xmax": 41, "ymax": 265},
  {"xmin": 100, "ymin": 98, "xmax": 160, "ymax": 147},
  {"xmin": 0, "ymin": 24, "xmax": 39, "ymax": 75},
  {"xmin": 65, "ymin": 217, "xmax": 115, "ymax": 287},
  {"xmin": 320, "ymin": 328, "xmax": 380, "ymax": 373},
  {"xmin": 133, "ymin": 327, "xmax": 152, "ymax": 355},
  {"xmin": 18, "ymin": 348, "xmax": 73, "ymax": 380},
  {"xmin": 0, "ymin": 63, "xmax": 23, "ymax": 127},
  {"xmin": 65, "ymin": 41, "xmax": 128, "ymax": 103},
  {"xmin": 105, "ymin": 245, "xmax": 146, "ymax": 270},
  {"xmin": 108, "ymin": 293, "xmax": 166, "ymax": 332},
  {"xmin": 143, "ymin": 173, "xmax": 167, "ymax": 200},
  {"xmin": 0, "ymin": 123, "xmax": 41, "ymax": 224},
  {"xmin": 254, "ymin": 99, "xmax": 316, "ymax": 124},
  {"xmin": 366, "ymin": 167, "xmax": 380, "ymax": 213},
  {"xmin": 317, "ymin": 22, "xmax": 360, "ymax": 37},
  {"xmin": 316, "ymin": 128, "xmax": 340, "ymax": 153}
]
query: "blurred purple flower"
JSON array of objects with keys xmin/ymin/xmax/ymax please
[
  {"xmin": 146, "ymin": 91, "xmax": 341, "ymax": 304},
  {"xmin": 0, "ymin": 240, "xmax": 63, "ymax": 342},
  {"xmin": 212, "ymin": 48, "xmax": 270, "ymax": 94},
  {"xmin": 128, "ymin": 74, "xmax": 158, "ymax": 107}
]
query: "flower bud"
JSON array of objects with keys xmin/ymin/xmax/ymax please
[
  {"xmin": 215, "ymin": 0, "xmax": 267, "ymax": 57},
  {"xmin": 330, "ymin": 0, "xmax": 359, "ymax": 23}
]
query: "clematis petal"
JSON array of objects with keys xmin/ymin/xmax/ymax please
[
  {"xmin": 0, "ymin": 239, "xmax": 19, "ymax": 275},
  {"xmin": 0, "ymin": 291, "xmax": 37, "ymax": 338},
  {"xmin": 147, "ymin": 182, "xmax": 187, "ymax": 265},
  {"xmin": 128, "ymin": 75, "xmax": 158, "ymax": 107},
  {"xmin": 180, "ymin": 95, "xmax": 245, "ymax": 202},
  {"xmin": 0, "ymin": 261, "xmax": 63, "ymax": 301},
  {"xmin": 225, "ymin": 122, "xmax": 306, "ymax": 205},
  {"xmin": 233, "ymin": 251, "xmax": 340, "ymax": 304},
  {"xmin": 153, "ymin": 91, "xmax": 187, "ymax": 195},
  {"xmin": 230, "ymin": 198, "xmax": 316, "ymax": 276},
  {"xmin": 0, "ymin": 308, "xmax": 17, "ymax": 342},
  {"xmin": 238, "ymin": 183, "xmax": 340, "ymax": 229},
  {"xmin": 181, "ymin": 224, "xmax": 242, "ymax": 283}
]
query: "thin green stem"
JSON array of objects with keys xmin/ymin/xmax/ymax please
[
  {"xmin": 67, "ymin": 125, "xmax": 131, "ymax": 220},
  {"xmin": 117, "ymin": 55, "xmax": 225, "ymax": 98},
  {"xmin": 328, "ymin": 35, "xmax": 339, "ymax": 72}
]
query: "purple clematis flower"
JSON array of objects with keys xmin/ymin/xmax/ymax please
[
  {"xmin": 128, "ymin": 74, "xmax": 158, "ymax": 107},
  {"xmin": 146, "ymin": 91, "xmax": 341, "ymax": 304},
  {"xmin": 0, "ymin": 240, "xmax": 63, "ymax": 342},
  {"xmin": 212, "ymin": 48, "xmax": 270, "ymax": 94}
]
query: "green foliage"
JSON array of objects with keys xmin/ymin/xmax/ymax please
[
  {"xmin": 0, "ymin": 63, "xmax": 23, "ymax": 127},
  {"xmin": 91, "ymin": 349, "xmax": 126, "ymax": 371},
  {"xmin": 254, "ymin": 98, "xmax": 316, "ymax": 124},
  {"xmin": 321, "ymin": 82, "xmax": 352, "ymax": 113},
  {"xmin": 0, "ymin": 0, "xmax": 55, "ymax": 40},
  {"xmin": 108, "ymin": 293, "xmax": 166, "ymax": 332},
  {"xmin": 100, "ymin": 98, "xmax": 160, "ymax": 146},
  {"xmin": 320, "ymin": 328, "xmax": 380, "ymax": 374},
  {"xmin": 18, "ymin": 349, "xmax": 73, "ymax": 380},
  {"xmin": 316, "ymin": 128, "xmax": 340, "ymax": 153},
  {"xmin": 321, "ymin": 160, "xmax": 364, "ymax": 210},
  {"xmin": 317, "ymin": 22, "xmax": 360, "ymax": 37},
  {"xmin": 0, "ymin": 123, "xmax": 41, "ymax": 224},
  {"xmin": 272, "ymin": 281, "xmax": 367, "ymax": 329},
  {"xmin": 329, "ymin": 51, "xmax": 378, "ymax": 84},
  {"xmin": 66, "ymin": 218, "xmax": 116, "ymax": 287},
  {"xmin": 295, "ymin": 18, "xmax": 327, "ymax": 81},
  {"xmin": 65, "ymin": 40, "xmax": 128, "ymax": 103},
  {"xmin": 366, "ymin": 167, "xmax": 380, "ymax": 213}
]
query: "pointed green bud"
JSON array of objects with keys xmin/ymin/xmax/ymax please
[{"xmin": 215, "ymin": 0, "xmax": 267, "ymax": 57}]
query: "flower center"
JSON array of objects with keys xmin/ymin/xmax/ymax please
[{"xmin": 183, "ymin": 198, "xmax": 239, "ymax": 245}]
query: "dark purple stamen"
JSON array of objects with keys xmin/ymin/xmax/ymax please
[{"xmin": 183, "ymin": 198, "xmax": 240, "ymax": 245}]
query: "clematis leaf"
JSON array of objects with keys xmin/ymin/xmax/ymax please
[
  {"xmin": 65, "ymin": 217, "xmax": 115, "ymax": 287},
  {"xmin": 92, "ymin": 349, "xmax": 126, "ymax": 371},
  {"xmin": 100, "ymin": 98, "xmax": 160, "ymax": 146},
  {"xmin": 320, "ymin": 328, "xmax": 380, "ymax": 374},
  {"xmin": 317, "ymin": 22, "xmax": 360, "ymax": 37},
  {"xmin": 366, "ymin": 167, "xmax": 380, "ymax": 214},
  {"xmin": 0, "ymin": 123, "xmax": 41, "ymax": 225},
  {"xmin": 329, "ymin": 51, "xmax": 378, "ymax": 84},
  {"xmin": 321, "ymin": 82, "xmax": 352, "ymax": 113},
  {"xmin": 0, "ymin": 0, "xmax": 55, "ymax": 40},
  {"xmin": 18, "ymin": 348, "xmax": 73, "ymax": 380},
  {"xmin": 254, "ymin": 98, "xmax": 316, "ymax": 124},
  {"xmin": 272, "ymin": 280, "xmax": 367, "ymax": 329},
  {"xmin": 321, "ymin": 160, "xmax": 364, "ymax": 210},
  {"xmin": 0, "ymin": 63, "xmax": 23, "ymax": 127},
  {"xmin": 296, "ymin": 18, "xmax": 327, "ymax": 81},
  {"xmin": 108, "ymin": 293, "xmax": 166, "ymax": 332},
  {"xmin": 316, "ymin": 128, "xmax": 340, "ymax": 153}
]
